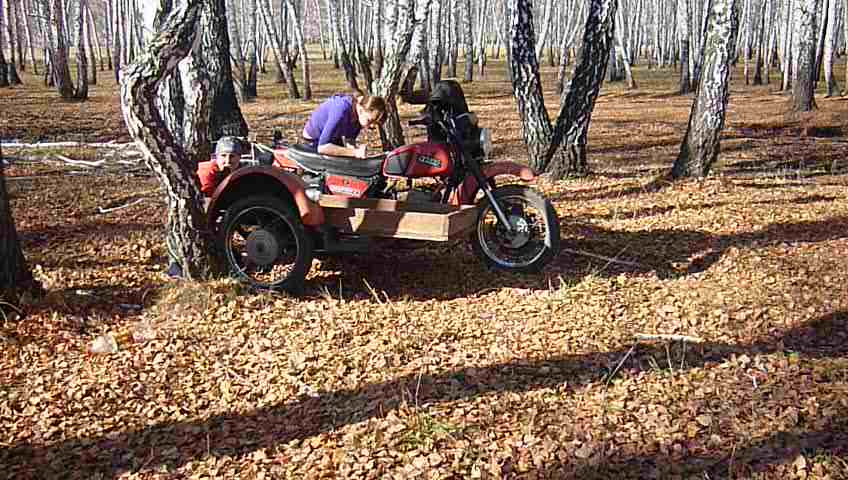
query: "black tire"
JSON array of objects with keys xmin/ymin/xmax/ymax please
[
  {"xmin": 470, "ymin": 185, "xmax": 560, "ymax": 273},
  {"xmin": 221, "ymin": 195, "xmax": 313, "ymax": 294}
]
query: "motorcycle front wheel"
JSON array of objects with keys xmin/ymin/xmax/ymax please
[
  {"xmin": 471, "ymin": 185, "xmax": 560, "ymax": 273},
  {"xmin": 220, "ymin": 195, "xmax": 313, "ymax": 294}
]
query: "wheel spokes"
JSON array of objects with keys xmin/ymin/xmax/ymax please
[
  {"xmin": 479, "ymin": 196, "xmax": 548, "ymax": 268},
  {"xmin": 227, "ymin": 206, "xmax": 300, "ymax": 287}
]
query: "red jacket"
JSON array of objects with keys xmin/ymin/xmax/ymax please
[{"xmin": 196, "ymin": 160, "xmax": 226, "ymax": 197}]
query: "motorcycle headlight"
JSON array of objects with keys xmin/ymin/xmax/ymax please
[{"xmin": 479, "ymin": 128, "xmax": 493, "ymax": 157}]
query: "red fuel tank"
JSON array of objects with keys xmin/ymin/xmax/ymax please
[{"xmin": 383, "ymin": 143, "xmax": 453, "ymax": 178}]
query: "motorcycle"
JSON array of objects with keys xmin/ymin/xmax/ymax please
[{"xmin": 208, "ymin": 80, "xmax": 560, "ymax": 294}]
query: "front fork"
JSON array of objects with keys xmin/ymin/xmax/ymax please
[{"xmin": 463, "ymin": 153, "xmax": 514, "ymax": 233}]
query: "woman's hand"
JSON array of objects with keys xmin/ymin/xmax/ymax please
[
  {"xmin": 317, "ymin": 142, "xmax": 368, "ymax": 159},
  {"xmin": 353, "ymin": 144, "xmax": 367, "ymax": 158}
]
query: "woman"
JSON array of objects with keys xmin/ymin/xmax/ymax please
[{"xmin": 302, "ymin": 91, "xmax": 387, "ymax": 158}]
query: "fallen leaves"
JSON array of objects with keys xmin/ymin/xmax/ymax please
[{"xmin": 4, "ymin": 64, "xmax": 848, "ymax": 480}]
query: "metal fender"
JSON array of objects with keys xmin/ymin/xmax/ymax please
[
  {"xmin": 208, "ymin": 166, "xmax": 324, "ymax": 226},
  {"xmin": 451, "ymin": 161, "xmax": 536, "ymax": 205}
]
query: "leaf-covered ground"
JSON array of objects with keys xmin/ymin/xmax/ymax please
[{"xmin": 2, "ymin": 59, "xmax": 848, "ymax": 479}]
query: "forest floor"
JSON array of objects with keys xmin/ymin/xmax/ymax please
[{"xmin": 2, "ymin": 58, "xmax": 848, "ymax": 479}]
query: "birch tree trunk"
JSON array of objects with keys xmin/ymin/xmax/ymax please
[
  {"xmin": 0, "ymin": 145, "xmax": 42, "ymax": 303},
  {"xmin": 195, "ymin": 0, "xmax": 248, "ymax": 145},
  {"xmin": 677, "ymin": 0, "xmax": 693, "ymax": 93},
  {"xmin": 401, "ymin": 0, "xmax": 431, "ymax": 97},
  {"xmin": 752, "ymin": 0, "xmax": 767, "ymax": 84},
  {"xmin": 285, "ymin": 0, "xmax": 312, "ymax": 99},
  {"xmin": 73, "ymin": 0, "xmax": 89, "ymax": 99},
  {"xmin": 475, "ymin": 0, "xmax": 488, "ymax": 76},
  {"xmin": 813, "ymin": 0, "xmax": 828, "ymax": 87},
  {"xmin": 104, "ymin": 0, "xmax": 113, "ymax": 71},
  {"xmin": 544, "ymin": 0, "xmax": 617, "ymax": 178},
  {"xmin": 671, "ymin": 0, "xmax": 741, "ymax": 179},
  {"xmin": 508, "ymin": 0, "xmax": 554, "ymax": 170},
  {"xmin": 534, "ymin": 0, "xmax": 554, "ymax": 60},
  {"xmin": 258, "ymin": 0, "xmax": 301, "ymax": 97},
  {"xmin": 823, "ymin": 0, "xmax": 839, "ymax": 96},
  {"xmin": 42, "ymin": 0, "xmax": 76, "ymax": 98},
  {"xmin": 245, "ymin": 0, "xmax": 259, "ymax": 99},
  {"xmin": 21, "ymin": 0, "xmax": 38, "ymax": 74},
  {"xmin": 326, "ymin": 0, "xmax": 358, "ymax": 90},
  {"xmin": 120, "ymin": 0, "xmax": 223, "ymax": 280},
  {"xmin": 112, "ymin": 0, "xmax": 123, "ymax": 81},
  {"xmin": 791, "ymin": 0, "xmax": 817, "ymax": 111},
  {"xmin": 781, "ymin": 0, "xmax": 794, "ymax": 90},
  {"xmin": 427, "ymin": 0, "xmax": 442, "ymax": 88},
  {"xmin": 12, "ymin": 0, "xmax": 23, "ymax": 70},
  {"xmin": 0, "ymin": 0, "xmax": 7, "ymax": 88},
  {"xmin": 463, "ymin": 0, "xmax": 473, "ymax": 81},
  {"xmin": 844, "ymin": 0, "xmax": 848, "ymax": 95},
  {"xmin": 372, "ymin": 0, "xmax": 417, "ymax": 148},
  {"xmin": 3, "ymin": 0, "xmax": 21, "ymax": 84},
  {"xmin": 84, "ymin": 2, "xmax": 97, "ymax": 84},
  {"xmin": 614, "ymin": 2, "xmax": 637, "ymax": 89},
  {"xmin": 228, "ymin": 0, "xmax": 250, "ymax": 99},
  {"xmin": 86, "ymin": 6, "xmax": 102, "ymax": 73},
  {"xmin": 153, "ymin": 0, "xmax": 186, "ymax": 148},
  {"xmin": 447, "ymin": 0, "xmax": 459, "ymax": 78}
]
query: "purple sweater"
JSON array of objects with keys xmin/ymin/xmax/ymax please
[{"xmin": 303, "ymin": 95, "xmax": 362, "ymax": 148}]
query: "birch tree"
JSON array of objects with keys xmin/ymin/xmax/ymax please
[
  {"xmin": 822, "ymin": 0, "xmax": 839, "ymax": 96},
  {"xmin": 677, "ymin": 0, "xmax": 693, "ymax": 93},
  {"xmin": 259, "ymin": 0, "xmax": 301, "ymax": 96},
  {"xmin": 844, "ymin": 0, "xmax": 848, "ymax": 95},
  {"xmin": 3, "ymin": 0, "xmax": 21, "ymax": 84},
  {"xmin": 372, "ymin": 0, "xmax": 418, "ymax": 148},
  {"xmin": 120, "ymin": 0, "xmax": 224, "ymax": 280},
  {"xmin": 228, "ymin": 0, "xmax": 257, "ymax": 100},
  {"xmin": 544, "ymin": 0, "xmax": 618, "ymax": 177},
  {"xmin": 73, "ymin": 0, "xmax": 89, "ymax": 99},
  {"xmin": 286, "ymin": 0, "xmax": 312, "ymax": 99},
  {"xmin": 508, "ymin": 0, "xmax": 554, "ymax": 170},
  {"xmin": 791, "ymin": 0, "xmax": 817, "ymax": 111},
  {"xmin": 463, "ymin": 0, "xmax": 474, "ymax": 81},
  {"xmin": 20, "ymin": 0, "xmax": 39, "ymax": 74},
  {"xmin": 0, "ymin": 0, "xmax": 10, "ymax": 86},
  {"xmin": 671, "ymin": 0, "xmax": 741, "ymax": 178},
  {"xmin": 510, "ymin": 0, "xmax": 617, "ymax": 177}
]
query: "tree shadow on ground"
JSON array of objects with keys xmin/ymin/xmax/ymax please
[
  {"xmin": 547, "ymin": 179, "xmax": 668, "ymax": 203},
  {"xmin": 2, "ymin": 311, "xmax": 844, "ymax": 479},
  {"xmin": 304, "ymin": 240, "xmax": 553, "ymax": 301},
  {"xmin": 301, "ymin": 215, "xmax": 848, "ymax": 301},
  {"xmin": 19, "ymin": 221, "xmax": 159, "ymax": 249},
  {"xmin": 543, "ymin": 405, "xmax": 848, "ymax": 479},
  {"xmin": 578, "ymin": 194, "xmax": 840, "ymax": 222},
  {"xmin": 552, "ymin": 215, "xmax": 848, "ymax": 279}
]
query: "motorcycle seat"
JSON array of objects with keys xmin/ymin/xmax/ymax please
[{"xmin": 285, "ymin": 144, "xmax": 386, "ymax": 177}]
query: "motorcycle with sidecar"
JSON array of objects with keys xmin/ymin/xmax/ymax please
[{"xmin": 207, "ymin": 80, "xmax": 561, "ymax": 294}]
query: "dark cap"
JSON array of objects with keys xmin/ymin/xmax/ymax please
[{"xmin": 215, "ymin": 136, "xmax": 242, "ymax": 155}]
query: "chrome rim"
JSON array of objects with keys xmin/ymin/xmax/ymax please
[{"xmin": 477, "ymin": 194, "xmax": 549, "ymax": 269}]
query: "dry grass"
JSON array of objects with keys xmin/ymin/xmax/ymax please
[{"xmin": 1, "ymin": 56, "xmax": 848, "ymax": 479}]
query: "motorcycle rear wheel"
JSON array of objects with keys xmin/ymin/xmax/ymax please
[
  {"xmin": 471, "ymin": 185, "xmax": 560, "ymax": 273},
  {"xmin": 221, "ymin": 195, "xmax": 313, "ymax": 294}
]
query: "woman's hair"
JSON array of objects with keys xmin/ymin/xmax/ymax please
[{"xmin": 353, "ymin": 90, "xmax": 387, "ymax": 124}]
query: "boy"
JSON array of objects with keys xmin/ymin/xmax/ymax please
[{"xmin": 164, "ymin": 137, "xmax": 243, "ymax": 279}]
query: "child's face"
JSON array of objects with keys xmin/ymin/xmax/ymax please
[
  {"xmin": 216, "ymin": 152, "xmax": 240, "ymax": 171},
  {"xmin": 357, "ymin": 106, "xmax": 382, "ymax": 129}
]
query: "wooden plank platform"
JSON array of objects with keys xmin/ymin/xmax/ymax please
[{"xmin": 318, "ymin": 195, "xmax": 479, "ymax": 242}]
